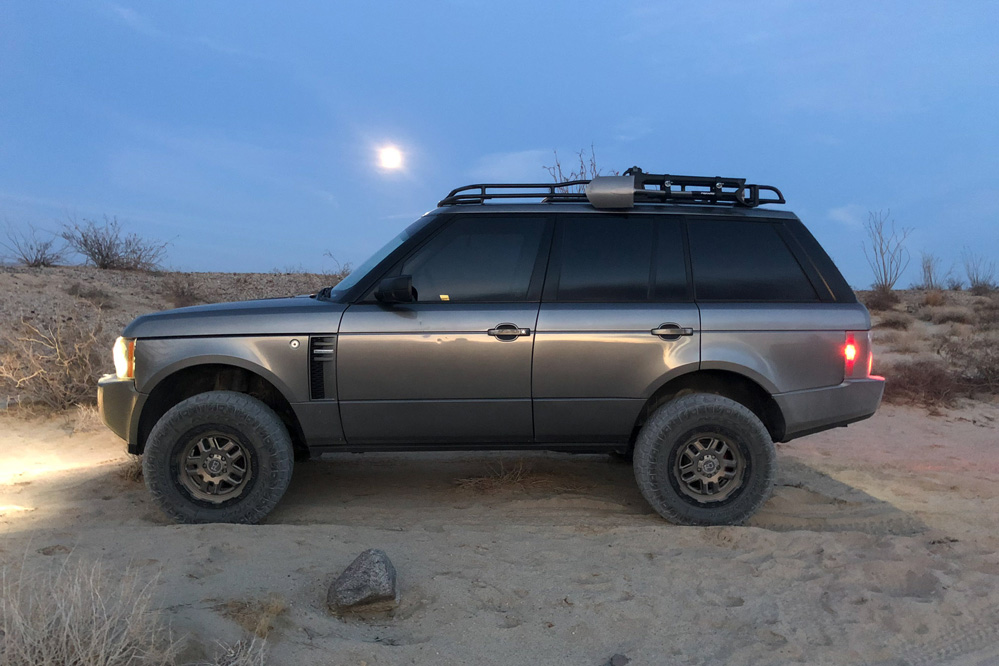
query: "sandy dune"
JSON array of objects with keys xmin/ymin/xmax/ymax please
[{"xmin": 2, "ymin": 403, "xmax": 999, "ymax": 665}]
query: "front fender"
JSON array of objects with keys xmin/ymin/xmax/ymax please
[{"xmin": 133, "ymin": 336, "xmax": 311, "ymax": 403}]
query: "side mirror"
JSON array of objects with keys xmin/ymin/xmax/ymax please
[{"xmin": 374, "ymin": 275, "xmax": 417, "ymax": 304}]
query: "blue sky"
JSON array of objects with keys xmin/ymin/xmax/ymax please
[{"xmin": 1, "ymin": 1, "xmax": 997, "ymax": 287}]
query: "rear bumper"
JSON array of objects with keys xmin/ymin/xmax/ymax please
[
  {"xmin": 774, "ymin": 377, "xmax": 885, "ymax": 442},
  {"xmin": 97, "ymin": 375, "xmax": 145, "ymax": 454}
]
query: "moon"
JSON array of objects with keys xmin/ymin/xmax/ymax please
[{"xmin": 379, "ymin": 146, "xmax": 403, "ymax": 170}]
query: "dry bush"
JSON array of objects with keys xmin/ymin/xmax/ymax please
[
  {"xmin": 0, "ymin": 316, "xmax": 107, "ymax": 409},
  {"xmin": 62, "ymin": 216, "xmax": 168, "ymax": 270},
  {"xmin": 860, "ymin": 289, "xmax": 899, "ymax": 312},
  {"xmin": 2, "ymin": 224, "xmax": 66, "ymax": 267},
  {"xmin": 874, "ymin": 311, "xmax": 912, "ymax": 330},
  {"xmin": 943, "ymin": 334, "xmax": 999, "ymax": 394},
  {"xmin": 929, "ymin": 307, "xmax": 974, "ymax": 325},
  {"xmin": 73, "ymin": 403, "xmax": 103, "ymax": 433},
  {"xmin": 67, "ymin": 282, "xmax": 115, "ymax": 309},
  {"xmin": 974, "ymin": 298, "xmax": 999, "ymax": 330},
  {"xmin": 879, "ymin": 359, "xmax": 961, "ymax": 407},
  {"xmin": 962, "ymin": 249, "xmax": 997, "ymax": 295},
  {"xmin": 0, "ymin": 557, "xmax": 178, "ymax": 666},
  {"xmin": 923, "ymin": 290, "xmax": 947, "ymax": 307},
  {"xmin": 863, "ymin": 209, "xmax": 911, "ymax": 295},
  {"xmin": 543, "ymin": 145, "xmax": 618, "ymax": 193},
  {"xmin": 161, "ymin": 277, "xmax": 202, "ymax": 308},
  {"xmin": 917, "ymin": 252, "xmax": 943, "ymax": 290}
]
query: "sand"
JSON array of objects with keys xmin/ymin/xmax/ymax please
[{"xmin": 2, "ymin": 402, "xmax": 999, "ymax": 665}]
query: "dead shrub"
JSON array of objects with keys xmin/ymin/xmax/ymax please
[
  {"xmin": 973, "ymin": 298, "xmax": 999, "ymax": 330},
  {"xmin": 929, "ymin": 307, "xmax": 974, "ymax": 325},
  {"xmin": 118, "ymin": 454, "xmax": 144, "ymax": 482},
  {"xmin": 161, "ymin": 277, "xmax": 202, "ymax": 308},
  {"xmin": 946, "ymin": 277, "xmax": 964, "ymax": 291},
  {"xmin": 0, "ymin": 557, "xmax": 178, "ymax": 666},
  {"xmin": 861, "ymin": 289, "xmax": 899, "ymax": 312},
  {"xmin": 942, "ymin": 334, "xmax": 999, "ymax": 394},
  {"xmin": 197, "ymin": 640, "xmax": 267, "ymax": 666},
  {"xmin": 62, "ymin": 216, "xmax": 168, "ymax": 271},
  {"xmin": 923, "ymin": 290, "xmax": 947, "ymax": 307},
  {"xmin": 879, "ymin": 359, "xmax": 961, "ymax": 407},
  {"xmin": 874, "ymin": 312, "xmax": 912, "ymax": 330},
  {"xmin": 962, "ymin": 248, "xmax": 997, "ymax": 295},
  {"xmin": 2, "ymin": 224, "xmax": 66, "ymax": 267},
  {"xmin": 67, "ymin": 282, "xmax": 115, "ymax": 309},
  {"xmin": 0, "ymin": 316, "xmax": 107, "ymax": 409}
]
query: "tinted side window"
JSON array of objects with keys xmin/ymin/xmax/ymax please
[
  {"xmin": 688, "ymin": 220, "xmax": 818, "ymax": 301},
  {"xmin": 400, "ymin": 217, "xmax": 545, "ymax": 303},
  {"xmin": 653, "ymin": 218, "xmax": 689, "ymax": 301},
  {"xmin": 556, "ymin": 216, "xmax": 653, "ymax": 302}
]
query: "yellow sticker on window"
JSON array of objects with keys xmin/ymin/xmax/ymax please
[{"xmin": 440, "ymin": 294, "xmax": 450, "ymax": 301}]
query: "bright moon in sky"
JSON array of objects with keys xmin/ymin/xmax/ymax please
[{"xmin": 379, "ymin": 146, "xmax": 403, "ymax": 170}]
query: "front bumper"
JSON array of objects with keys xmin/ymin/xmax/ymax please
[
  {"xmin": 97, "ymin": 374, "xmax": 145, "ymax": 453},
  {"xmin": 774, "ymin": 377, "xmax": 885, "ymax": 442}
]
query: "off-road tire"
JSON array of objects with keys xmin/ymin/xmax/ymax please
[
  {"xmin": 143, "ymin": 391, "xmax": 294, "ymax": 524},
  {"xmin": 634, "ymin": 394, "xmax": 776, "ymax": 526}
]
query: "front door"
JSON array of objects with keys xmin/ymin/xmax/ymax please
[{"xmin": 337, "ymin": 215, "xmax": 552, "ymax": 445}]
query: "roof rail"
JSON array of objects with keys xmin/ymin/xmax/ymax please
[{"xmin": 438, "ymin": 167, "xmax": 785, "ymax": 209}]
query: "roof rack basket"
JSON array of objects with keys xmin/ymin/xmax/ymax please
[{"xmin": 438, "ymin": 167, "xmax": 784, "ymax": 209}]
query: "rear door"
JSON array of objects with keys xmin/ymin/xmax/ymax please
[
  {"xmin": 337, "ymin": 215, "xmax": 552, "ymax": 445},
  {"xmin": 532, "ymin": 214, "xmax": 700, "ymax": 444},
  {"xmin": 688, "ymin": 217, "xmax": 846, "ymax": 393}
]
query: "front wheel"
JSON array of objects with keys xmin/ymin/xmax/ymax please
[
  {"xmin": 633, "ymin": 394, "xmax": 776, "ymax": 526},
  {"xmin": 143, "ymin": 391, "xmax": 294, "ymax": 524}
]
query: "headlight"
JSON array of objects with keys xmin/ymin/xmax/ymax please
[{"xmin": 113, "ymin": 337, "xmax": 136, "ymax": 379}]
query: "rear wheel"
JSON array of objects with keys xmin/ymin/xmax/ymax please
[
  {"xmin": 633, "ymin": 394, "xmax": 776, "ymax": 526},
  {"xmin": 143, "ymin": 391, "xmax": 294, "ymax": 524}
]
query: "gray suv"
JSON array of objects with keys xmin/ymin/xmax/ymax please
[{"xmin": 98, "ymin": 169, "xmax": 884, "ymax": 526}]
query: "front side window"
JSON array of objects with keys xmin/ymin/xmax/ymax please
[
  {"xmin": 688, "ymin": 219, "xmax": 818, "ymax": 301},
  {"xmin": 400, "ymin": 217, "xmax": 546, "ymax": 303}
]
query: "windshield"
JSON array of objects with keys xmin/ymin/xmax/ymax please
[{"xmin": 327, "ymin": 215, "xmax": 433, "ymax": 297}]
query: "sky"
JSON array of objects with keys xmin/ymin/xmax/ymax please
[{"xmin": 1, "ymin": 1, "xmax": 997, "ymax": 288}]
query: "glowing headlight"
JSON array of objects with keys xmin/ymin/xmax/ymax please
[{"xmin": 113, "ymin": 337, "xmax": 136, "ymax": 379}]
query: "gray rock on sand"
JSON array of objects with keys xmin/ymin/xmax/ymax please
[{"xmin": 327, "ymin": 549, "xmax": 399, "ymax": 613}]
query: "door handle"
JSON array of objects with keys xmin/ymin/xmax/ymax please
[
  {"xmin": 487, "ymin": 323, "xmax": 531, "ymax": 339},
  {"xmin": 652, "ymin": 323, "xmax": 694, "ymax": 339}
]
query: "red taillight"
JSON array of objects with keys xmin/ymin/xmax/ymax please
[
  {"xmin": 844, "ymin": 336, "xmax": 857, "ymax": 375},
  {"xmin": 844, "ymin": 331, "xmax": 872, "ymax": 379}
]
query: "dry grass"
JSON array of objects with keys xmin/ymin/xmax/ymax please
[
  {"xmin": 73, "ymin": 403, "xmax": 104, "ymax": 433},
  {"xmin": 194, "ymin": 640, "xmax": 266, "ymax": 666},
  {"xmin": 923, "ymin": 290, "xmax": 947, "ymax": 306},
  {"xmin": 876, "ymin": 329, "xmax": 925, "ymax": 355},
  {"xmin": 943, "ymin": 333, "xmax": 999, "ymax": 394},
  {"xmin": 118, "ymin": 454, "xmax": 144, "ymax": 482},
  {"xmin": 0, "ymin": 315, "xmax": 108, "ymax": 409},
  {"xmin": 0, "ymin": 557, "xmax": 178, "ymax": 666},
  {"xmin": 873, "ymin": 311, "xmax": 912, "ymax": 330},
  {"xmin": 454, "ymin": 460, "xmax": 587, "ymax": 494},
  {"xmin": 214, "ymin": 596, "xmax": 286, "ymax": 640}
]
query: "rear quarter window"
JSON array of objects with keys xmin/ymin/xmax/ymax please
[{"xmin": 688, "ymin": 219, "xmax": 818, "ymax": 301}]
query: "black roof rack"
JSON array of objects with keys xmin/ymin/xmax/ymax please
[{"xmin": 438, "ymin": 167, "xmax": 785, "ymax": 209}]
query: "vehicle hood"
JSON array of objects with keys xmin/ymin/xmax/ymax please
[{"xmin": 122, "ymin": 296, "xmax": 347, "ymax": 338}]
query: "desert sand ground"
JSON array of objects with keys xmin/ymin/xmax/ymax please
[
  {"xmin": 3, "ymin": 266, "xmax": 999, "ymax": 664},
  {"xmin": 2, "ymin": 401, "xmax": 999, "ymax": 666}
]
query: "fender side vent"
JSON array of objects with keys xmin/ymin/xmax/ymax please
[{"xmin": 309, "ymin": 336, "xmax": 336, "ymax": 400}]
